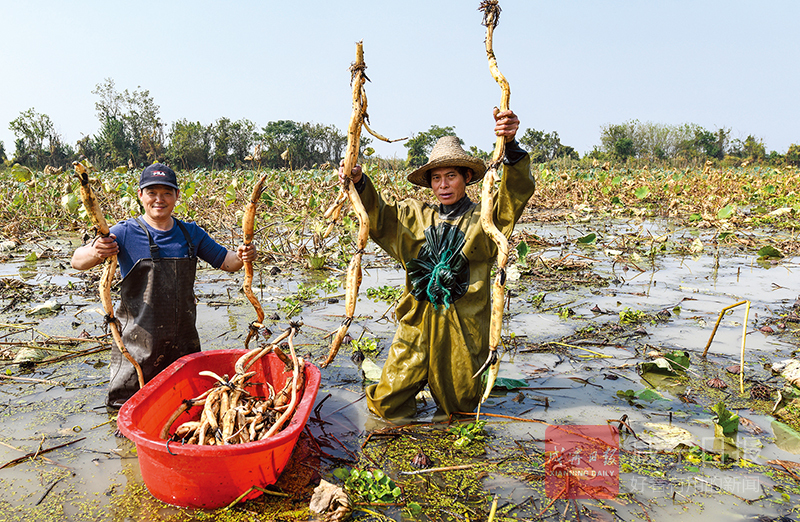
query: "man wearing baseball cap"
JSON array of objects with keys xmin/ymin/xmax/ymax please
[
  {"xmin": 71, "ymin": 163, "xmax": 256, "ymax": 407},
  {"xmin": 341, "ymin": 109, "xmax": 534, "ymax": 419}
]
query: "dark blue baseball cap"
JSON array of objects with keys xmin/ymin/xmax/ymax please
[{"xmin": 139, "ymin": 163, "xmax": 179, "ymax": 190}]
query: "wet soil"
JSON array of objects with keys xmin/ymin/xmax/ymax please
[{"xmin": 0, "ymin": 215, "xmax": 799, "ymax": 521}]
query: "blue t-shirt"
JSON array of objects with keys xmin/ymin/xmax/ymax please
[{"xmin": 110, "ymin": 217, "xmax": 229, "ymax": 278}]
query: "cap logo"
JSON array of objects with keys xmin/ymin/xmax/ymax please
[{"xmin": 151, "ymin": 171, "xmax": 167, "ymax": 176}]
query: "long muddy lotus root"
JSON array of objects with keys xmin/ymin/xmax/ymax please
[
  {"xmin": 242, "ymin": 172, "xmax": 269, "ymax": 349},
  {"xmin": 476, "ymin": 0, "xmax": 512, "ymax": 405},
  {"xmin": 73, "ymin": 160, "xmax": 145, "ymax": 389}
]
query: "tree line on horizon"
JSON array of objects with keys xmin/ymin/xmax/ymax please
[{"xmin": 2, "ymin": 78, "xmax": 799, "ymax": 172}]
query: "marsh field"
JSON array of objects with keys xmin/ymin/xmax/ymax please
[{"xmin": 1, "ymin": 161, "xmax": 800, "ymax": 521}]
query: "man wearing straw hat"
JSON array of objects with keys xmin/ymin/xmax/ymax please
[{"xmin": 342, "ymin": 109, "xmax": 534, "ymax": 419}]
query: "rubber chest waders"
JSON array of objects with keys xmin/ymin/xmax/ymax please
[{"xmin": 107, "ymin": 218, "xmax": 200, "ymax": 408}]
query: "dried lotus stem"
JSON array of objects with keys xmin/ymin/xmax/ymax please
[
  {"xmin": 198, "ymin": 370, "xmax": 228, "ymax": 385},
  {"xmin": 221, "ymin": 408, "xmax": 237, "ymax": 442},
  {"xmin": 272, "ymin": 343, "xmax": 292, "ymax": 367},
  {"xmin": 321, "ymin": 42, "xmax": 369, "ymax": 369},
  {"xmin": 197, "ymin": 418, "xmax": 210, "ymax": 445},
  {"xmin": 174, "ymin": 421, "xmax": 202, "ymax": 440},
  {"xmin": 235, "ymin": 346, "xmax": 265, "ymax": 375},
  {"xmin": 202, "ymin": 389, "xmax": 222, "ymax": 432},
  {"xmin": 219, "ymin": 389, "xmax": 231, "ymax": 419}
]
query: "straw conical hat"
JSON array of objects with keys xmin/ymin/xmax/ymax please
[{"xmin": 407, "ymin": 136, "xmax": 487, "ymax": 188}]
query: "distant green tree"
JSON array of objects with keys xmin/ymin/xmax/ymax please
[
  {"xmin": 600, "ymin": 122, "xmax": 637, "ymax": 159},
  {"xmin": 786, "ymin": 144, "xmax": 800, "ymax": 166},
  {"xmin": 585, "ymin": 146, "xmax": 607, "ymax": 161},
  {"xmin": 613, "ymin": 137, "xmax": 635, "ymax": 161},
  {"xmin": 91, "ymin": 78, "xmax": 163, "ymax": 168},
  {"xmin": 227, "ymin": 119, "xmax": 258, "ymax": 167},
  {"xmin": 76, "ymin": 135, "xmax": 96, "ymax": 161},
  {"xmin": 519, "ymin": 128, "xmax": 577, "ymax": 162},
  {"xmin": 742, "ymin": 135, "xmax": 766, "ymax": 161},
  {"xmin": 94, "ymin": 117, "xmax": 134, "ymax": 167},
  {"xmin": 468, "ymin": 145, "xmax": 491, "ymax": 162},
  {"xmin": 766, "ymin": 150, "xmax": 783, "ymax": 165},
  {"xmin": 8, "ymin": 108, "xmax": 70, "ymax": 168},
  {"xmin": 211, "ymin": 117, "xmax": 258, "ymax": 169},
  {"xmin": 635, "ymin": 121, "xmax": 677, "ymax": 159},
  {"xmin": 0, "ymin": 140, "xmax": 6, "ymax": 164},
  {"xmin": 304, "ymin": 122, "xmax": 347, "ymax": 167},
  {"xmin": 210, "ymin": 117, "xmax": 233, "ymax": 168},
  {"xmin": 600, "ymin": 120, "xmax": 730, "ymax": 162},
  {"xmin": 258, "ymin": 120, "xmax": 305, "ymax": 168},
  {"xmin": 727, "ymin": 138, "xmax": 744, "ymax": 157},
  {"xmin": 729, "ymin": 135, "xmax": 766, "ymax": 161},
  {"xmin": 520, "ymin": 129, "xmax": 554, "ymax": 162},
  {"xmin": 92, "ymin": 79, "xmax": 134, "ymax": 167},
  {"xmin": 125, "ymin": 87, "xmax": 164, "ymax": 164},
  {"xmin": 692, "ymin": 127, "xmax": 728, "ymax": 159},
  {"xmin": 166, "ymin": 119, "xmax": 212, "ymax": 170},
  {"xmin": 93, "ymin": 78, "xmax": 124, "ymax": 121},
  {"xmin": 556, "ymin": 144, "xmax": 579, "ymax": 160},
  {"xmin": 256, "ymin": 120, "xmax": 348, "ymax": 169},
  {"xmin": 404, "ymin": 125, "xmax": 457, "ymax": 167}
]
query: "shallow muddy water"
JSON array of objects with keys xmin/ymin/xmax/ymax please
[{"xmin": 0, "ymin": 217, "xmax": 799, "ymax": 521}]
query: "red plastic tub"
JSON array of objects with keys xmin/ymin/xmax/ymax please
[{"xmin": 117, "ymin": 349, "xmax": 320, "ymax": 509}]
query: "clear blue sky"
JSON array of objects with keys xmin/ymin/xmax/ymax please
[{"xmin": 3, "ymin": 1, "xmax": 798, "ymax": 161}]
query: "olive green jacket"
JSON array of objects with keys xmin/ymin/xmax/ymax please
[{"xmin": 360, "ymin": 149, "xmax": 534, "ymax": 418}]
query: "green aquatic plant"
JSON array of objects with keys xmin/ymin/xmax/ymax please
[
  {"xmin": 640, "ymin": 350, "xmax": 691, "ymax": 376},
  {"xmin": 515, "ymin": 241, "xmax": 529, "ymax": 267},
  {"xmin": 711, "ymin": 401, "xmax": 739, "ymax": 438},
  {"xmin": 332, "ymin": 467, "xmax": 401, "ymax": 503},
  {"xmin": 616, "ymin": 388, "xmax": 668, "ymax": 404},
  {"xmin": 449, "ymin": 420, "xmax": 487, "ymax": 448},
  {"xmin": 557, "ymin": 307, "xmax": 574, "ymax": 319},
  {"xmin": 350, "ymin": 335, "xmax": 379, "ymax": 355},
  {"xmin": 717, "ymin": 204, "xmax": 735, "ymax": 220},
  {"xmin": 619, "ymin": 307, "xmax": 648, "ymax": 325},
  {"xmin": 366, "ymin": 285, "xmax": 402, "ymax": 303},
  {"xmin": 280, "ymin": 278, "xmax": 340, "ymax": 315},
  {"xmin": 528, "ymin": 292, "xmax": 546, "ymax": 307}
]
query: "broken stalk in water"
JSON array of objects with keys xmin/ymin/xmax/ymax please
[{"xmin": 701, "ymin": 299, "xmax": 751, "ymax": 393}]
